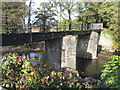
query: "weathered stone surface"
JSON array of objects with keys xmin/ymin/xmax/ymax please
[
  {"xmin": 45, "ymin": 36, "xmax": 77, "ymax": 70},
  {"xmin": 87, "ymin": 31, "xmax": 99, "ymax": 59},
  {"xmin": 76, "ymin": 34, "xmax": 91, "ymax": 59},
  {"xmin": 99, "ymin": 32, "xmax": 114, "ymax": 52},
  {"xmin": 44, "ymin": 31, "xmax": 101, "ymax": 70},
  {"xmin": 77, "ymin": 31, "xmax": 99, "ymax": 59},
  {"xmin": 61, "ymin": 36, "xmax": 77, "ymax": 70},
  {"xmin": 45, "ymin": 38, "xmax": 62, "ymax": 70}
]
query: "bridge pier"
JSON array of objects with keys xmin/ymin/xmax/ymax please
[
  {"xmin": 45, "ymin": 36, "xmax": 77, "ymax": 70},
  {"xmin": 61, "ymin": 36, "xmax": 77, "ymax": 70},
  {"xmin": 45, "ymin": 31, "xmax": 100, "ymax": 70},
  {"xmin": 45, "ymin": 38, "xmax": 62, "ymax": 70},
  {"xmin": 77, "ymin": 31, "xmax": 99, "ymax": 59}
]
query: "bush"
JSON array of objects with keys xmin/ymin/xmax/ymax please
[
  {"xmin": 1, "ymin": 53, "xmax": 93, "ymax": 89},
  {"xmin": 1, "ymin": 53, "xmax": 42, "ymax": 89},
  {"xmin": 40, "ymin": 71, "xmax": 81, "ymax": 88},
  {"xmin": 100, "ymin": 55, "xmax": 120, "ymax": 88}
]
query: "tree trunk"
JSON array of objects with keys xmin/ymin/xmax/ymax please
[
  {"xmin": 28, "ymin": 0, "xmax": 32, "ymax": 32},
  {"xmin": 68, "ymin": 10, "xmax": 71, "ymax": 31}
]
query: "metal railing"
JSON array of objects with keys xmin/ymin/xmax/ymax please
[
  {"xmin": 1, "ymin": 14, "xmax": 30, "ymax": 33},
  {"xmin": 1, "ymin": 14, "xmax": 103, "ymax": 34}
]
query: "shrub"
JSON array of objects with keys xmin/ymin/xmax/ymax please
[
  {"xmin": 1, "ymin": 53, "xmax": 42, "ymax": 89},
  {"xmin": 100, "ymin": 55, "xmax": 120, "ymax": 88},
  {"xmin": 40, "ymin": 71, "xmax": 82, "ymax": 88},
  {"xmin": 1, "ymin": 53, "xmax": 93, "ymax": 89}
]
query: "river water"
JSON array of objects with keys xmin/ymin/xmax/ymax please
[
  {"xmin": 1, "ymin": 51, "xmax": 113, "ymax": 79},
  {"xmin": 76, "ymin": 52, "xmax": 113, "ymax": 78}
]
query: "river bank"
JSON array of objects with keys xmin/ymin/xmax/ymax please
[{"xmin": 1, "ymin": 41, "xmax": 45, "ymax": 53}]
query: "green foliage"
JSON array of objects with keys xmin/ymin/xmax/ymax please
[
  {"xmin": 1, "ymin": 53, "xmax": 41, "ymax": 89},
  {"xmin": 2, "ymin": 2, "xmax": 28, "ymax": 33},
  {"xmin": 1, "ymin": 53, "xmax": 93, "ymax": 89},
  {"xmin": 79, "ymin": 2, "xmax": 118, "ymax": 30},
  {"xmin": 40, "ymin": 71, "xmax": 81, "ymax": 88},
  {"xmin": 98, "ymin": 2, "xmax": 118, "ymax": 30},
  {"xmin": 80, "ymin": 2, "xmax": 102, "ymax": 23},
  {"xmin": 78, "ymin": 2, "xmax": 119, "ymax": 50},
  {"xmin": 2, "ymin": 2, "xmax": 27, "ymax": 18},
  {"xmin": 100, "ymin": 55, "xmax": 120, "ymax": 88},
  {"xmin": 33, "ymin": 2, "xmax": 56, "ymax": 31}
]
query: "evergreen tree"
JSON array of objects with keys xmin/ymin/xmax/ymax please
[{"xmin": 33, "ymin": 2, "xmax": 56, "ymax": 32}]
